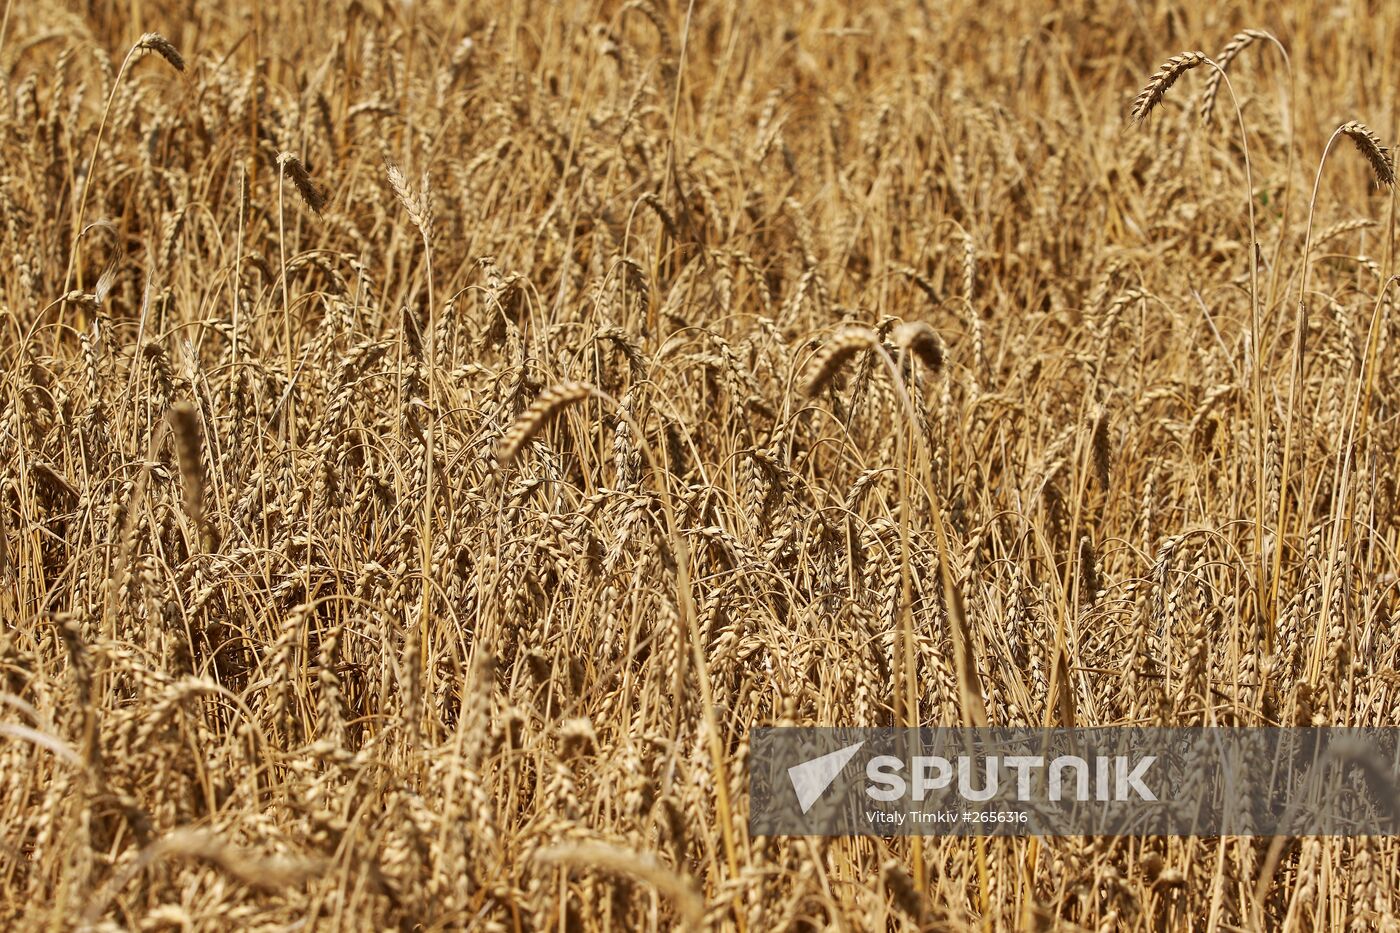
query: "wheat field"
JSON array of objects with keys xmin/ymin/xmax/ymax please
[{"xmin": 2, "ymin": 0, "xmax": 1399, "ymax": 928}]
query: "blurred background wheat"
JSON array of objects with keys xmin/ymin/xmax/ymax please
[{"xmin": 2, "ymin": 0, "xmax": 1399, "ymax": 928}]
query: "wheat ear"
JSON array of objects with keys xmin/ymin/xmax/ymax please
[
  {"xmin": 136, "ymin": 32, "xmax": 186, "ymax": 72},
  {"xmin": 1200, "ymin": 30, "xmax": 1268, "ymax": 125},
  {"xmin": 803, "ymin": 326, "xmax": 878, "ymax": 395},
  {"xmin": 277, "ymin": 152, "xmax": 328, "ymax": 213},
  {"xmin": 1131, "ymin": 51, "xmax": 1207, "ymax": 123},
  {"xmin": 497, "ymin": 382, "xmax": 595, "ymax": 464},
  {"xmin": 892, "ymin": 321, "xmax": 945, "ymax": 373},
  {"xmin": 1340, "ymin": 121, "xmax": 1395, "ymax": 187},
  {"xmin": 67, "ymin": 32, "xmax": 185, "ymax": 294}
]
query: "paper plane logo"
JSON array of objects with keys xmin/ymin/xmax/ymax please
[{"xmin": 788, "ymin": 741, "xmax": 866, "ymax": 813}]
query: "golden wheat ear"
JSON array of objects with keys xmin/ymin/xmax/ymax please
[
  {"xmin": 497, "ymin": 381, "xmax": 596, "ymax": 465},
  {"xmin": 1340, "ymin": 121, "xmax": 1396, "ymax": 187},
  {"xmin": 136, "ymin": 32, "xmax": 185, "ymax": 72},
  {"xmin": 1199, "ymin": 30, "xmax": 1270, "ymax": 125},
  {"xmin": 1131, "ymin": 51, "xmax": 1208, "ymax": 123},
  {"xmin": 803, "ymin": 326, "xmax": 877, "ymax": 395}
]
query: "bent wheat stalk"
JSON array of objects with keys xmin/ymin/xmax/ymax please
[
  {"xmin": 1273, "ymin": 120, "xmax": 1396, "ymax": 647},
  {"xmin": 496, "ymin": 382, "xmax": 596, "ymax": 464},
  {"xmin": 66, "ymin": 33, "xmax": 185, "ymax": 295},
  {"xmin": 495, "ymin": 379, "xmax": 745, "ymax": 887},
  {"xmin": 1340, "ymin": 121, "xmax": 1396, "ymax": 188},
  {"xmin": 1134, "ymin": 46, "xmax": 1269, "ymax": 651}
]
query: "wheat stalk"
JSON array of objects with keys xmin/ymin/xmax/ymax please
[{"xmin": 66, "ymin": 31, "xmax": 185, "ymax": 295}]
